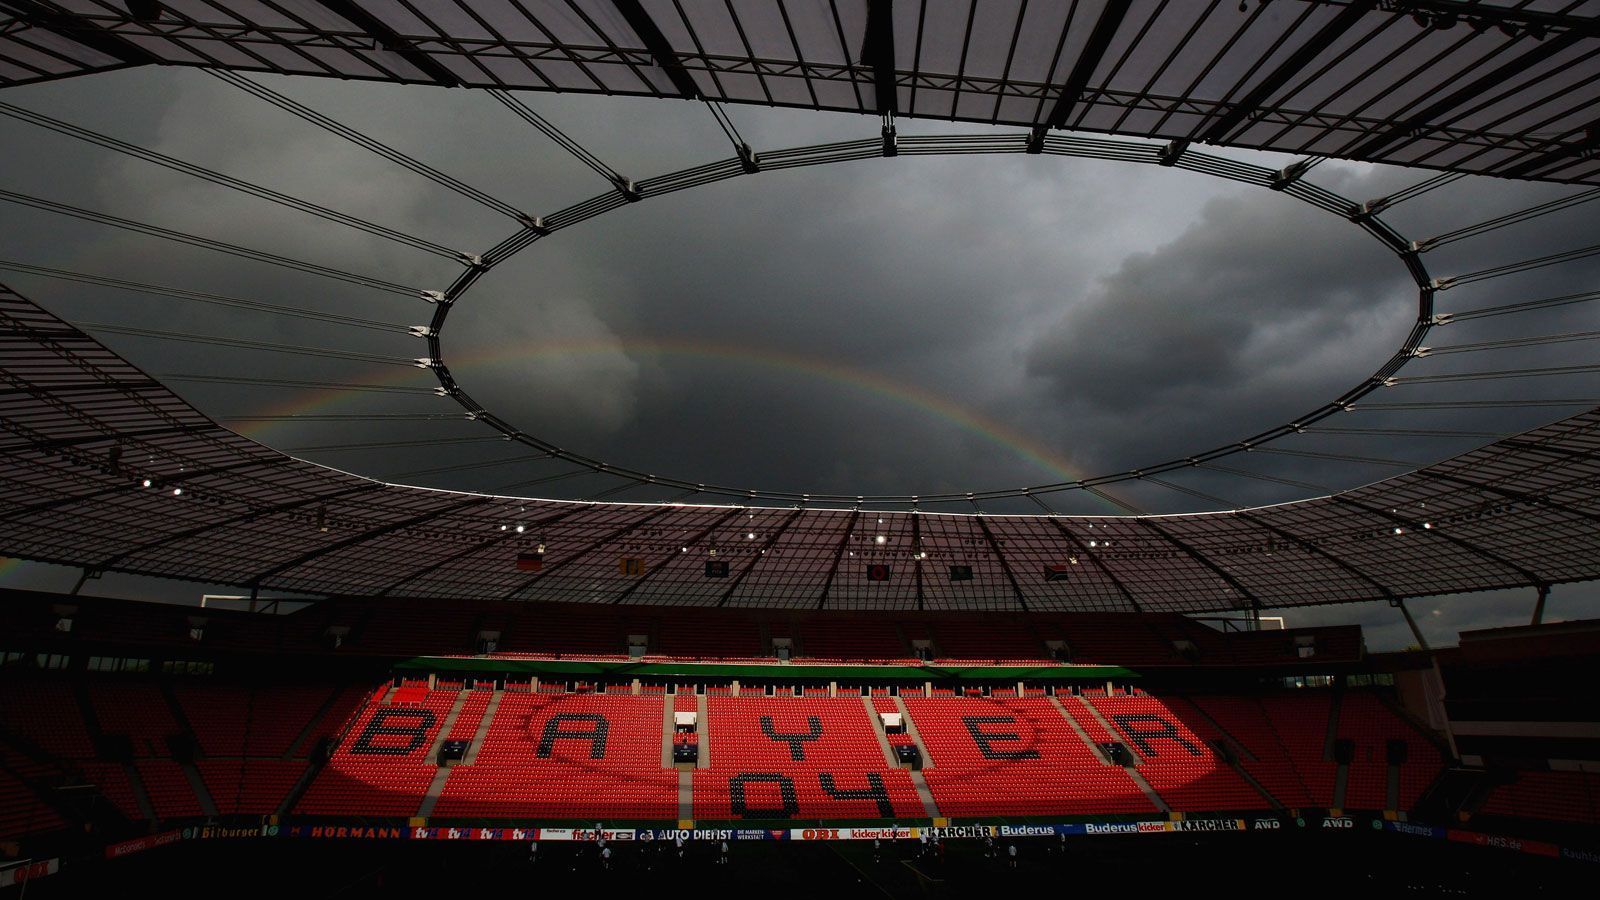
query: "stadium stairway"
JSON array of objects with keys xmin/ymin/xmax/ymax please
[
  {"xmin": 1169, "ymin": 698, "xmax": 1284, "ymax": 810},
  {"xmin": 416, "ymin": 692, "xmax": 472, "ymax": 817},
  {"xmin": 861, "ymin": 695, "xmax": 939, "ymax": 819},
  {"xmin": 1059, "ymin": 695, "xmax": 1171, "ymax": 812},
  {"xmin": 462, "ymin": 692, "xmax": 502, "ymax": 765},
  {"xmin": 696, "ymin": 691, "xmax": 711, "ymax": 769}
]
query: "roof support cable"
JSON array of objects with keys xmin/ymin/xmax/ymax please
[
  {"xmin": 1084, "ymin": 483, "xmax": 1145, "ymax": 515},
  {"xmin": 220, "ymin": 413, "xmax": 468, "ymax": 423},
  {"xmin": 1194, "ymin": 461, "xmax": 1336, "ymax": 495},
  {"xmin": 287, "ymin": 436, "xmax": 506, "ymax": 454},
  {"xmin": 582, "ymin": 479, "xmax": 648, "ymax": 501},
  {"xmin": 158, "ymin": 374, "xmax": 440, "ymax": 396},
  {"xmin": 1385, "ymin": 363, "xmax": 1600, "ymax": 385},
  {"xmin": 0, "ymin": 260, "xmax": 412, "ymax": 333},
  {"xmin": 1249, "ymin": 447, "xmax": 1420, "ymax": 468},
  {"xmin": 389, "ymin": 453, "xmax": 556, "ymax": 481},
  {"xmin": 1413, "ymin": 329, "xmax": 1600, "ymax": 356},
  {"xmin": 1023, "ymin": 493, "xmax": 1059, "ymax": 515},
  {"xmin": 490, "ymin": 469, "xmax": 590, "ymax": 494},
  {"xmin": 68, "ymin": 321, "xmax": 419, "ymax": 367},
  {"xmin": 486, "ymin": 89, "xmax": 640, "ymax": 199},
  {"xmin": 0, "ymin": 189, "xmax": 418, "ymax": 297},
  {"xmin": 0, "ymin": 99, "xmax": 470, "ymax": 262},
  {"xmin": 1138, "ymin": 474, "xmax": 1237, "ymax": 509},
  {"xmin": 1434, "ymin": 289, "xmax": 1600, "ymax": 325},
  {"xmin": 704, "ymin": 100, "xmax": 759, "ymax": 172},
  {"xmin": 206, "ymin": 69, "xmax": 531, "ymax": 224},
  {"xmin": 1299, "ymin": 426, "xmax": 1509, "ymax": 439},
  {"xmin": 1431, "ymin": 242, "xmax": 1600, "ymax": 290},
  {"xmin": 1353, "ymin": 398, "xmax": 1600, "ymax": 411},
  {"xmin": 1410, "ymin": 187, "xmax": 1600, "ymax": 252},
  {"xmin": 1351, "ymin": 171, "xmax": 1464, "ymax": 219}
]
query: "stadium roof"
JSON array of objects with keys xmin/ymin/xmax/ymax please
[
  {"xmin": 0, "ymin": 1, "xmax": 1598, "ymax": 183},
  {"xmin": 2, "ymin": 0, "xmax": 1599, "ymax": 613},
  {"xmin": 4, "ymin": 280, "xmax": 1599, "ymax": 610}
]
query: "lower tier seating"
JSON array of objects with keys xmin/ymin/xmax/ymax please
[
  {"xmin": 693, "ymin": 696, "xmax": 922, "ymax": 820},
  {"xmin": 434, "ymin": 693, "xmax": 677, "ymax": 819},
  {"xmin": 905, "ymin": 696, "xmax": 1157, "ymax": 816},
  {"xmin": 1480, "ymin": 770, "xmax": 1600, "ymax": 825},
  {"xmin": 1085, "ymin": 693, "xmax": 1264, "ymax": 811}
]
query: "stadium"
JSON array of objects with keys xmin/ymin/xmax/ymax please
[{"xmin": 1, "ymin": 0, "xmax": 1599, "ymax": 894}]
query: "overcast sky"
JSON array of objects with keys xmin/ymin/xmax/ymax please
[{"xmin": 1, "ymin": 66, "xmax": 1597, "ymax": 648}]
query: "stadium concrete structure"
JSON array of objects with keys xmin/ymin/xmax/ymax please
[{"xmin": 2, "ymin": 1, "xmax": 1599, "ymax": 893}]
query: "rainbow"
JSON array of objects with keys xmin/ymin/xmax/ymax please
[{"xmin": 234, "ymin": 336, "xmax": 1129, "ymax": 510}]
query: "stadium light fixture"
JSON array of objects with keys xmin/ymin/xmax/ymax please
[
  {"xmin": 172, "ymin": 487, "xmax": 182, "ymax": 496},
  {"xmin": 515, "ymin": 525, "xmax": 525, "ymax": 533},
  {"xmin": 875, "ymin": 535, "xmax": 887, "ymax": 544},
  {"xmin": 141, "ymin": 478, "xmax": 152, "ymax": 488}
]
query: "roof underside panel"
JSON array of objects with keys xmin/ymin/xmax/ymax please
[
  {"xmin": 5, "ymin": 281, "xmax": 1600, "ymax": 611},
  {"xmin": 2, "ymin": 0, "xmax": 1598, "ymax": 182}
]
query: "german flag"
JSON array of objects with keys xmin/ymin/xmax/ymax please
[{"xmin": 515, "ymin": 552, "xmax": 543, "ymax": 572}]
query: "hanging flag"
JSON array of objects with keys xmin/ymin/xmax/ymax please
[
  {"xmin": 1043, "ymin": 564, "xmax": 1073, "ymax": 581},
  {"xmin": 619, "ymin": 557, "xmax": 644, "ymax": 576},
  {"xmin": 867, "ymin": 564, "xmax": 891, "ymax": 581},
  {"xmin": 705, "ymin": 560, "xmax": 730, "ymax": 578},
  {"xmin": 949, "ymin": 564, "xmax": 973, "ymax": 582},
  {"xmin": 516, "ymin": 552, "xmax": 543, "ymax": 572}
]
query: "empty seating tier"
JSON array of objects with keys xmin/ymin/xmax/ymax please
[
  {"xmin": 433, "ymin": 692, "xmax": 677, "ymax": 820},
  {"xmin": 694, "ymin": 696, "xmax": 922, "ymax": 820},
  {"xmin": 905, "ymin": 696, "xmax": 1156, "ymax": 817},
  {"xmin": 1085, "ymin": 693, "xmax": 1263, "ymax": 811}
]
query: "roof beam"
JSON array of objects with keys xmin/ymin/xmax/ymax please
[
  {"xmin": 816, "ymin": 509, "xmax": 860, "ymax": 609},
  {"xmin": 610, "ymin": 0, "xmax": 700, "ymax": 99},
  {"xmin": 375, "ymin": 503, "xmax": 591, "ymax": 597},
  {"xmin": 0, "ymin": 423, "xmax": 217, "ymax": 455},
  {"xmin": 93, "ymin": 483, "xmax": 384, "ymax": 571},
  {"xmin": 500, "ymin": 505, "xmax": 675, "ymax": 600},
  {"xmin": 0, "ymin": 457, "xmax": 289, "ymax": 525},
  {"xmin": 1233, "ymin": 510, "xmax": 1396, "ymax": 601},
  {"xmin": 717, "ymin": 507, "xmax": 805, "ymax": 607},
  {"xmin": 1347, "ymin": 31, "xmax": 1585, "ymax": 161},
  {"xmin": 1133, "ymin": 518, "xmax": 1263, "ymax": 613},
  {"xmin": 0, "ymin": 0, "xmax": 160, "ymax": 66},
  {"xmin": 1028, "ymin": 1, "xmax": 1131, "ymax": 152},
  {"xmin": 1500, "ymin": 122, "xmax": 1600, "ymax": 180},
  {"xmin": 251, "ymin": 496, "xmax": 492, "ymax": 585},
  {"xmin": 611, "ymin": 506, "xmax": 743, "ymax": 604},
  {"xmin": 1199, "ymin": 2, "xmax": 1371, "ymax": 146},
  {"xmin": 1411, "ymin": 469, "xmax": 1600, "ymax": 528},
  {"xmin": 974, "ymin": 515, "xmax": 1027, "ymax": 611},
  {"xmin": 1330, "ymin": 495, "xmax": 1542, "ymax": 585},
  {"xmin": 1043, "ymin": 516, "xmax": 1141, "ymax": 613},
  {"xmin": 313, "ymin": 0, "xmax": 463, "ymax": 88},
  {"xmin": 860, "ymin": 0, "xmax": 897, "ymax": 114},
  {"xmin": 911, "ymin": 511, "xmax": 924, "ymax": 610}
]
